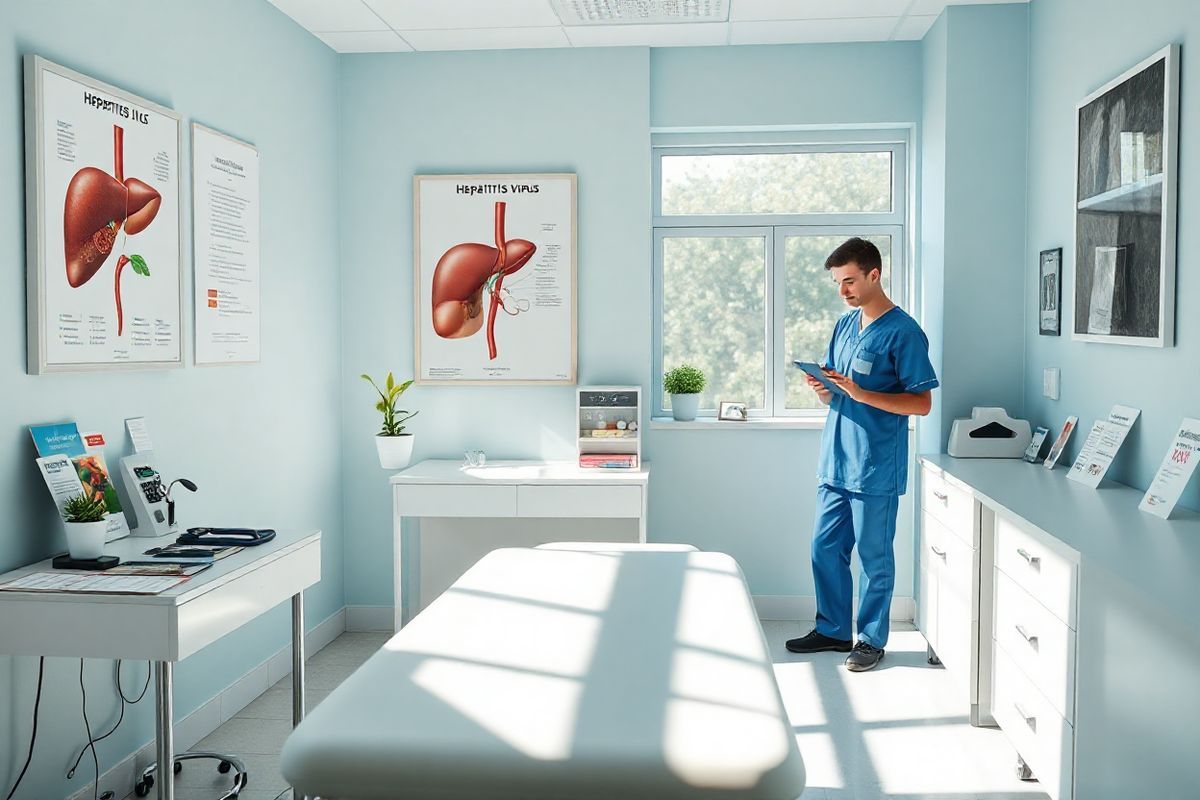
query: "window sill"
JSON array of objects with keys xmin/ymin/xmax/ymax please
[{"xmin": 649, "ymin": 416, "xmax": 827, "ymax": 430}]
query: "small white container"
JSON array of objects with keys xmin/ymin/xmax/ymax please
[
  {"xmin": 376, "ymin": 434, "xmax": 415, "ymax": 470},
  {"xmin": 64, "ymin": 520, "xmax": 108, "ymax": 560}
]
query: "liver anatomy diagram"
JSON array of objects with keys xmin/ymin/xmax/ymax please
[
  {"xmin": 430, "ymin": 201, "xmax": 535, "ymax": 360},
  {"xmin": 63, "ymin": 124, "xmax": 161, "ymax": 336}
]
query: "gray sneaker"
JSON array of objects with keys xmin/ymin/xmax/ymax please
[{"xmin": 845, "ymin": 641, "xmax": 885, "ymax": 671}]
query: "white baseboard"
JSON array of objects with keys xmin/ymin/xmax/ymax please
[
  {"xmin": 346, "ymin": 605, "xmax": 395, "ymax": 631},
  {"xmin": 753, "ymin": 594, "xmax": 915, "ymax": 622},
  {"xmin": 67, "ymin": 607, "xmax": 347, "ymax": 800}
]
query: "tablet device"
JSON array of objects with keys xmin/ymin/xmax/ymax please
[{"xmin": 793, "ymin": 361, "xmax": 846, "ymax": 396}]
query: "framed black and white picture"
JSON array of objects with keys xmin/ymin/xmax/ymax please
[
  {"xmin": 1073, "ymin": 44, "xmax": 1180, "ymax": 347},
  {"xmin": 1039, "ymin": 247, "xmax": 1062, "ymax": 336}
]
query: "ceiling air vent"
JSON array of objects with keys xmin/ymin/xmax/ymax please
[{"xmin": 551, "ymin": 0, "xmax": 730, "ymax": 26}]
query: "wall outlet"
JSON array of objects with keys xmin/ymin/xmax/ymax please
[{"xmin": 1043, "ymin": 367, "xmax": 1060, "ymax": 400}]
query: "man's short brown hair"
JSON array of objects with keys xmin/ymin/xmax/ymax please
[{"xmin": 825, "ymin": 238, "xmax": 882, "ymax": 275}]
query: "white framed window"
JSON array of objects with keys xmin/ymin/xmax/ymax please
[{"xmin": 652, "ymin": 135, "xmax": 909, "ymax": 419}]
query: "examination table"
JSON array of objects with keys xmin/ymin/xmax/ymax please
[{"xmin": 281, "ymin": 544, "xmax": 806, "ymax": 799}]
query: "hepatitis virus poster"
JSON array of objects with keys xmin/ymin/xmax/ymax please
[
  {"xmin": 414, "ymin": 174, "xmax": 576, "ymax": 384},
  {"xmin": 27, "ymin": 57, "xmax": 181, "ymax": 372}
]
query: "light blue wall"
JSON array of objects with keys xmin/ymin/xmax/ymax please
[
  {"xmin": 338, "ymin": 42, "xmax": 925, "ymax": 609},
  {"xmin": 920, "ymin": 14, "xmax": 949, "ymax": 455},
  {"xmin": 1024, "ymin": 0, "xmax": 1199, "ymax": 505},
  {"xmin": 338, "ymin": 47, "xmax": 652, "ymax": 608},
  {"xmin": 0, "ymin": 2, "xmax": 342, "ymax": 797},
  {"xmin": 922, "ymin": 4, "xmax": 1029, "ymax": 451}
]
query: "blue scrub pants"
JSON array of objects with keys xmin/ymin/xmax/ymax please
[{"xmin": 812, "ymin": 483, "xmax": 900, "ymax": 648}]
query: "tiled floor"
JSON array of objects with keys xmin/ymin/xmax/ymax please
[{"xmin": 125, "ymin": 624, "xmax": 1048, "ymax": 800}]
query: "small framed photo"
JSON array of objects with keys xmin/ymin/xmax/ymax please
[
  {"xmin": 1039, "ymin": 247, "xmax": 1062, "ymax": 336},
  {"xmin": 718, "ymin": 401, "xmax": 748, "ymax": 422}
]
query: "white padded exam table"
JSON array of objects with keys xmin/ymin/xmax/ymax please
[{"xmin": 281, "ymin": 545, "xmax": 806, "ymax": 799}]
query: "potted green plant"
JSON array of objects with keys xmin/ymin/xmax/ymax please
[
  {"xmin": 362, "ymin": 372, "xmax": 419, "ymax": 469},
  {"xmin": 62, "ymin": 492, "xmax": 108, "ymax": 560},
  {"xmin": 664, "ymin": 364, "xmax": 706, "ymax": 422}
]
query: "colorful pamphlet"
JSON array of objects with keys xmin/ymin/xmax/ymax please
[
  {"xmin": 1043, "ymin": 416, "xmax": 1078, "ymax": 470},
  {"xmin": 1139, "ymin": 418, "xmax": 1200, "ymax": 519},
  {"xmin": 1023, "ymin": 426, "xmax": 1051, "ymax": 463},
  {"xmin": 30, "ymin": 422, "xmax": 86, "ymax": 458}
]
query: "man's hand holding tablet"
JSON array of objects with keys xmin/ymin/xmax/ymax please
[{"xmin": 793, "ymin": 361, "xmax": 847, "ymax": 398}]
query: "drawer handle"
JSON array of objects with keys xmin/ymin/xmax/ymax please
[
  {"xmin": 1015, "ymin": 624, "xmax": 1039, "ymax": 649},
  {"xmin": 1014, "ymin": 702, "xmax": 1038, "ymax": 732},
  {"xmin": 1016, "ymin": 548, "xmax": 1041, "ymax": 568},
  {"xmin": 929, "ymin": 544, "xmax": 947, "ymax": 558},
  {"xmin": 932, "ymin": 490, "xmax": 949, "ymax": 502}
]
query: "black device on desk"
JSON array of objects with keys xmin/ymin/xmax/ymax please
[{"xmin": 181, "ymin": 527, "xmax": 276, "ymax": 547}]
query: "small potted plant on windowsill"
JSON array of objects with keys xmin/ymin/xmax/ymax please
[
  {"xmin": 362, "ymin": 372, "xmax": 419, "ymax": 470},
  {"xmin": 664, "ymin": 364, "xmax": 706, "ymax": 422},
  {"xmin": 62, "ymin": 492, "xmax": 108, "ymax": 561}
]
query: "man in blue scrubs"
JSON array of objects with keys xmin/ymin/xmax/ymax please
[{"xmin": 786, "ymin": 238, "xmax": 938, "ymax": 672}]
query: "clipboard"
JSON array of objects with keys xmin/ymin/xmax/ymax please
[{"xmin": 793, "ymin": 361, "xmax": 846, "ymax": 396}]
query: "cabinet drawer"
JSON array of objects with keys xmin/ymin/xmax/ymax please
[
  {"xmin": 917, "ymin": 522, "xmax": 939, "ymax": 648},
  {"xmin": 930, "ymin": 512, "xmax": 976, "ymax": 608},
  {"xmin": 921, "ymin": 465, "xmax": 976, "ymax": 546},
  {"xmin": 394, "ymin": 485, "xmax": 517, "ymax": 518},
  {"xmin": 938, "ymin": 588, "xmax": 975, "ymax": 693},
  {"xmin": 995, "ymin": 568, "xmax": 1076, "ymax": 720},
  {"xmin": 517, "ymin": 485, "xmax": 642, "ymax": 518},
  {"xmin": 995, "ymin": 515, "xmax": 1078, "ymax": 628},
  {"xmin": 993, "ymin": 646, "xmax": 1074, "ymax": 800}
]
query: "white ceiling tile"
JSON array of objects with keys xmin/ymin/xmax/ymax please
[
  {"xmin": 364, "ymin": 0, "xmax": 563, "ymax": 30},
  {"xmin": 564, "ymin": 22, "xmax": 729, "ymax": 47},
  {"xmin": 730, "ymin": 17, "xmax": 898, "ymax": 45},
  {"xmin": 401, "ymin": 26, "xmax": 572, "ymax": 51},
  {"xmin": 892, "ymin": 14, "xmax": 938, "ymax": 40},
  {"xmin": 268, "ymin": 0, "xmax": 389, "ymax": 32},
  {"xmin": 731, "ymin": 0, "xmax": 911, "ymax": 22},
  {"xmin": 910, "ymin": 0, "xmax": 1028, "ymax": 15},
  {"xmin": 315, "ymin": 30, "xmax": 415, "ymax": 52}
]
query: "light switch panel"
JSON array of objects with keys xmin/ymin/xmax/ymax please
[{"xmin": 1043, "ymin": 367, "xmax": 1060, "ymax": 400}]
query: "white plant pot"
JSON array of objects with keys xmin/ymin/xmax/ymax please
[
  {"xmin": 376, "ymin": 434, "xmax": 415, "ymax": 470},
  {"xmin": 670, "ymin": 393, "xmax": 701, "ymax": 422},
  {"xmin": 64, "ymin": 520, "xmax": 108, "ymax": 560}
]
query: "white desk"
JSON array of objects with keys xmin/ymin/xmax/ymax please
[
  {"xmin": 0, "ymin": 529, "xmax": 321, "ymax": 800},
  {"xmin": 390, "ymin": 460, "xmax": 649, "ymax": 630}
]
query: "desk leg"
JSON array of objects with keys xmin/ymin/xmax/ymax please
[
  {"xmin": 154, "ymin": 661, "xmax": 174, "ymax": 800},
  {"xmin": 291, "ymin": 593, "xmax": 306, "ymax": 727}
]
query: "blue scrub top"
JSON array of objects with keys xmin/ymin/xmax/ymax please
[{"xmin": 817, "ymin": 306, "xmax": 938, "ymax": 496}]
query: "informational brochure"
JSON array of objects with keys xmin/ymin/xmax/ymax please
[
  {"xmin": 1023, "ymin": 426, "xmax": 1051, "ymax": 463},
  {"xmin": 32, "ymin": 424, "xmax": 129, "ymax": 540},
  {"xmin": 192, "ymin": 124, "xmax": 261, "ymax": 364},
  {"xmin": 1139, "ymin": 418, "xmax": 1200, "ymax": 519},
  {"xmin": 30, "ymin": 422, "xmax": 86, "ymax": 458},
  {"xmin": 1044, "ymin": 416, "xmax": 1079, "ymax": 470},
  {"xmin": 1068, "ymin": 405, "xmax": 1140, "ymax": 488},
  {"xmin": 125, "ymin": 417, "xmax": 154, "ymax": 453},
  {"xmin": 0, "ymin": 572, "xmax": 184, "ymax": 594}
]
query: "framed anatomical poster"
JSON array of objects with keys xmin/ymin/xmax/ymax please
[
  {"xmin": 24, "ymin": 55, "xmax": 183, "ymax": 374},
  {"xmin": 414, "ymin": 173, "xmax": 577, "ymax": 384}
]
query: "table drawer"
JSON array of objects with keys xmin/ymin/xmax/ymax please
[
  {"xmin": 994, "ymin": 646, "xmax": 1074, "ymax": 800},
  {"xmin": 995, "ymin": 568, "xmax": 1076, "ymax": 720},
  {"xmin": 517, "ymin": 485, "xmax": 642, "ymax": 518},
  {"xmin": 921, "ymin": 465, "xmax": 976, "ymax": 546},
  {"xmin": 995, "ymin": 514, "xmax": 1078, "ymax": 628},
  {"xmin": 394, "ymin": 485, "xmax": 517, "ymax": 518}
]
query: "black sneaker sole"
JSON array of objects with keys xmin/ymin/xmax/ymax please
[
  {"xmin": 786, "ymin": 640, "xmax": 853, "ymax": 654},
  {"xmin": 845, "ymin": 651, "xmax": 885, "ymax": 672}
]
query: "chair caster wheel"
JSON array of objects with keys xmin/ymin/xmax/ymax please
[
  {"xmin": 927, "ymin": 645, "xmax": 942, "ymax": 666},
  {"xmin": 135, "ymin": 775, "xmax": 153, "ymax": 796},
  {"xmin": 219, "ymin": 760, "xmax": 233, "ymax": 774},
  {"xmin": 174, "ymin": 760, "xmax": 183, "ymax": 774},
  {"xmin": 1016, "ymin": 755, "xmax": 1035, "ymax": 781}
]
